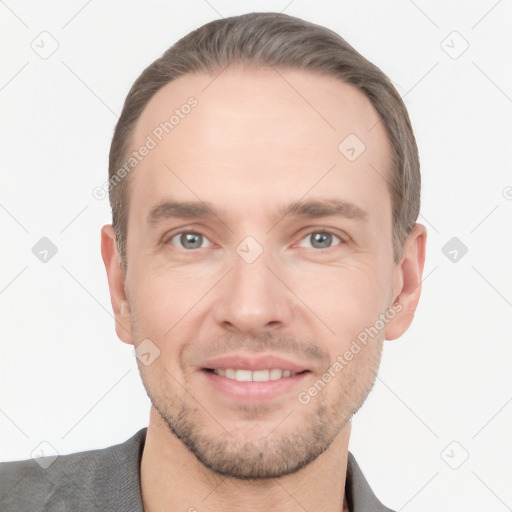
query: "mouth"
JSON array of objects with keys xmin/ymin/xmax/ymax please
[
  {"xmin": 198, "ymin": 354, "xmax": 312, "ymax": 402},
  {"xmin": 205, "ymin": 368, "xmax": 306, "ymax": 381}
]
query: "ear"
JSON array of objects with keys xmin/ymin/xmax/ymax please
[
  {"xmin": 385, "ymin": 223, "xmax": 427, "ymax": 340},
  {"xmin": 101, "ymin": 224, "xmax": 133, "ymax": 345}
]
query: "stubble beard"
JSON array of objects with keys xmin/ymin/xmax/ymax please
[
  {"xmin": 137, "ymin": 346, "xmax": 382, "ymax": 480},
  {"xmin": 129, "ymin": 298, "xmax": 383, "ymax": 480}
]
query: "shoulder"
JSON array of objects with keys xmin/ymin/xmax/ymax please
[
  {"xmin": 346, "ymin": 452, "xmax": 396, "ymax": 512},
  {"xmin": 0, "ymin": 428, "xmax": 147, "ymax": 512}
]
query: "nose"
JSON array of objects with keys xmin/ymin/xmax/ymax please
[{"xmin": 212, "ymin": 245, "xmax": 294, "ymax": 335}]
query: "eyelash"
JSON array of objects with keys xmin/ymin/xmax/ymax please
[{"xmin": 164, "ymin": 228, "xmax": 346, "ymax": 251}]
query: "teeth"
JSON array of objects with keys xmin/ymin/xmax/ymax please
[
  {"xmin": 269, "ymin": 369, "xmax": 282, "ymax": 380},
  {"xmin": 235, "ymin": 369, "xmax": 252, "ymax": 382},
  {"xmin": 212, "ymin": 368, "xmax": 297, "ymax": 382},
  {"xmin": 252, "ymin": 370, "xmax": 269, "ymax": 382}
]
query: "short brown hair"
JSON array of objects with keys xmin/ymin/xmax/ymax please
[{"xmin": 108, "ymin": 12, "xmax": 420, "ymax": 270}]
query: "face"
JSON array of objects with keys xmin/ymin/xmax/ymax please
[{"xmin": 103, "ymin": 66, "xmax": 421, "ymax": 479}]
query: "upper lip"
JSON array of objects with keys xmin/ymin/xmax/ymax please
[{"xmin": 200, "ymin": 353, "xmax": 309, "ymax": 373}]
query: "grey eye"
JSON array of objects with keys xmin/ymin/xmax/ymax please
[
  {"xmin": 299, "ymin": 231, "xmax": 341, "ymax": 249},
  {"xmin": 310, "ymin": 232, "xmax": 332, "ymax": 248},
  {"xmin": 170, "ymin": 232, "xmax": 207, "ymax": 250}
]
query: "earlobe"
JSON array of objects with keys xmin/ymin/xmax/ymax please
[
  {"xmin": 100, "ymin": 224, "xmax": 133, "ymax": 345},
  {"xmin": 385, "ymin": 223, "xmax": 427, "ymax": 340}
]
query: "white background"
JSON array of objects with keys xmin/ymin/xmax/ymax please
[{"xmin": 1, "ymin": 1, "xmax": 511, "ymax": 511}]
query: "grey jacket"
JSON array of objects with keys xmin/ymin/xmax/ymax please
[{"xmin": 0, "ymin": 428, "xmax": 395, "ymax": 511}]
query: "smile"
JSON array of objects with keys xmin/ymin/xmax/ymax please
[{"xmin": 211, "ymin": 368, "xmax": 299, "ymax": 381}]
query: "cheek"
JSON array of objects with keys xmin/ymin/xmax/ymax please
[
  {"xmin": 287, "ymin": 259, "xmax": 387, "ymax": 338},
  {"xmin": 127, "ymin": 272, "xmax": 209, "ymax": 367},
  {"xmin": 130, "ymin": 267, "xmax": 199, "ymax": 327}
]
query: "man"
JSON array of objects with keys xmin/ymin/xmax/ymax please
[{"xmin": 1, "ymin": 12, "xmax": 426, "ymax": 512}]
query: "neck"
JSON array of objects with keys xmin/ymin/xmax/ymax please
[{"xmin": 140, "ymin": 407, "xmax": 351, "ymax": 512}]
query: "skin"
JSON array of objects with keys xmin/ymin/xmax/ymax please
[{"xmin": 101, "ymin": 66, "xmax": 426, "ymax": 512}]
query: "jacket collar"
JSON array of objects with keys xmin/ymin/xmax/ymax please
[{"xmin": 117, "ymin": 428, "xmax": 393, "ymax": 512}]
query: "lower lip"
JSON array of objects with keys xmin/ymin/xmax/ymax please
[{"xmin": 200, "ymin": 370, "xmax": 310, "ymax": 402}]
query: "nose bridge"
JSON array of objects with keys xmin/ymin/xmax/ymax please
[{"xmin": 213, "ymin": 236, "xmax": 292, "ymax": 333}]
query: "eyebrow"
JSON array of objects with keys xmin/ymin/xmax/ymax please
[{"xmin": 146, "ymin": 198, "xmax": 368, "ymax": 226}]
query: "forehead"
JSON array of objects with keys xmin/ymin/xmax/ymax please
[{"xmin": 127, "ymin": 66, "xmax": 392, "ymax": 227}]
